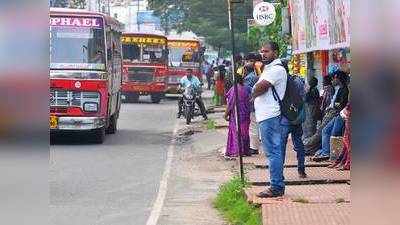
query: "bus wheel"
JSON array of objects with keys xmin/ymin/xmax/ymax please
[
  {"xmin": 92, "ymin": 127, "xmax": 105, "ymax": 144},
  {"xmin": 106, "ymin": 114, "xmax": 117, "ymax": 134},
  {"xmin": 151, "ymin": 94, "xmax": 162, "ymax": 103}
]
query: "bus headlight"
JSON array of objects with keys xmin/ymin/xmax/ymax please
[{"xmin": 83, "ymin": 102, "xmax": 99, "ymax": 112}]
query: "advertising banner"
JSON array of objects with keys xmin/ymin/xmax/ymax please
[
  {"xmin": 289, "ymin": 0, "xmax": 307, "ymax": 53},
  {"xmin": 289, "ymin": 0, "xmax": 350, "ymax": 54}
]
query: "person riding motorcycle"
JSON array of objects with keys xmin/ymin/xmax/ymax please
[{"xmin": 177, "ymin": 68, "xmax": 208, "ymax": 120}]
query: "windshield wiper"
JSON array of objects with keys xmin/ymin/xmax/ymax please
[{"xmin": 82, "ymin": 45, "xmax": 88, "ymax": 63}]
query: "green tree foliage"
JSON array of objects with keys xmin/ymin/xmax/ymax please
[
  {"xmin": 248, "ymin": 0, "xmax": 289, "ymax": 57},
  {"xmin": 51, "ymin": 0, "xmax": 69, "ymax": 7},
  {"xmin": 148, "ymin": 0, "xmax": 253, "ymax": 54},
  {"xmin": 69, "ymin": 0, "xmax": 86, "ymax": 9}
]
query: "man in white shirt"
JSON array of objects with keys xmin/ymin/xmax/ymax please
[{"xmin": 252, "ymin": 42, "xmax": 287, "ymax": 197}]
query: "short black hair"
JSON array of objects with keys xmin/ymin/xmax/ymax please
[
  {"xmin": 186, "ymin": 68, "xmax": 193, "ymax": 72},
  {"xmin": 262, "ymin": 41, "xmax": 280, "ymax": 55},
  {"xmin": 334, "ymin": 70, "xmax": 349, "ymax": 85},
  {"xmin": 254, "ymin": 53, "xmax": 263, "ymax": 61},
  {"xmin": 245, "ymin": 53, "xmax": 257, "ymax": 61},
  {"xmin": 234, "ymin": 54, "xmax": 243, "ymax": 63}
]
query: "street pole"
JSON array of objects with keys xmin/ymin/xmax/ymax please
[
  {"xmin": 227, "ymin": 0, "xmax": 245, "ymax": 184},
  {"xmin": 137, "ymin": 0, "xmax": 140, "ymax": 31}
]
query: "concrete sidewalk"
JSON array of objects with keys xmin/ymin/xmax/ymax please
[
  {"xmin": 244, "ymin": 138, "xmax": 351, "ymax": 225},
  {"xmin": 204, "ymin": 106, "xmax": 351, "ymax": 224}
]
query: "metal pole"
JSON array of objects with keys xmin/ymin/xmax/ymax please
[
  {"xmin": 137, "ymin": 0, "xmax": 140, "ymax": 31},
  {"xmin": 227, "ymin": 0, "xmax": 244, "ymax": 184},
  {"xmin": 107, "ymin": 0, "xmax": 110, "ymax": 15}
]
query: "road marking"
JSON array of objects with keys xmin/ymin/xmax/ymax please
[{"xmin": 145, "ymin": 122, "xmax": 179, "ymax": 225}]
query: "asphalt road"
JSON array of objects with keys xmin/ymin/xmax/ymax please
[{"xmin": 50, "ymin": 96, "xmax": 180, "ymax": 225}]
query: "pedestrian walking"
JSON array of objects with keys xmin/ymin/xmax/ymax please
[
  {"xmin": 214, "ymin": 65, "xmax": 225, "ymax": 106},
  {"xmin": 224, "ymin": 75, "xmax": 251, "ymax": 158},
  {"xmin": 252, "ymin": 42, "xmax": 287, "ymax": 197}
]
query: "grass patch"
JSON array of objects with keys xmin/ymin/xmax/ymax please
[
  {"xmin": 214, "ymin": 176, "xmax": 262, "ymax": 225},
  {"xmin": 292, "ymin": 197, "xmax": 309, "ymax": 204},
  {"xmin": 206, "ymin": 119, "xmax": 216, "ymax": 130}
]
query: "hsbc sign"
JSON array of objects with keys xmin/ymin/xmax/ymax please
[{"xmin": 253, "ymin": 2, "xmax": 276, "ymax": 26}]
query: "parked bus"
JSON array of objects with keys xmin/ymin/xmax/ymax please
[
  {"xmin": 121, "ymin": 33, "xmax": 168, "ymax": 103},
  {"xmin": 166, "ymin": 38, "xmax": 204, "ymax": 94},
  {"xmin": 50, "ymin": 8, "xmax": 124, "ymax": 143}
]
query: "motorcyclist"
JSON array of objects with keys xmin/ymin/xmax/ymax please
[{"xmin": 177, "ymin": 68, "xmax": 208, "ymax": 120}]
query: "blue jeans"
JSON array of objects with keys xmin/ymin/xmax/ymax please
[
  {"xmin": 259, "ymin": 116, "xmax": 285, "ymax": 193},
  {"xmin": 281, "ymin": 124, "xmax": 305, "ymax": 173},
  {"xmin": 316, "ymin": 116, "xmax": 345, "ymax": 157}
]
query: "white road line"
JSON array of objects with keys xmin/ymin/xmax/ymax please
[{"xmin": 145, "ymin": 122, "xmax": 179, "ymax": 225}]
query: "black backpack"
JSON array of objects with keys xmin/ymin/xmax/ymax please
[{"xmin": 271, "ymin": 64, "xmax": 305, "ymax": 125}]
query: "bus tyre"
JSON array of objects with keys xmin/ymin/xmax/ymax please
[
  {"xmin": 93, "ymin": 127, "xmax": 106, "ymax": 144},
  {"xmin": 106, "ymin": 115, "xmax": 117, "ymax": 134},
  {"xmin": 151, "ymin": 94, "xmax": 162, "ymax": 103}
]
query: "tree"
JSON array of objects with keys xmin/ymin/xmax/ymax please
[
  {"xmin": 51, "ymin": 0, "xmax": 69, "ymax": 7},
  {"xmin": 69, "ymin": 0, "xmax": 86, "ymax": 9},
  {"xmin": 248, "ymin": 0, "xmax": 290, "ymax": 57},
  {"xmin": 148, "ymin": 0, "xmax": 253, "ymax": 55}
]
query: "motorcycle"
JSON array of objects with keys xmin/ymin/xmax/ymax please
[{"xmin": 182, "ymin": 84, "xmax": 201, "ymax": 125}]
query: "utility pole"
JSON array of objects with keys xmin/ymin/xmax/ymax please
[
  {"xmin": 227, "ymin": 0, "xmax": 245, "ymax": 184},
  {"xmin": 137, "ymin": 0, "xmax": 140, "ymax": 31}
]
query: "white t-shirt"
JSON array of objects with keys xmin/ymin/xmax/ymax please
[{"xmin": 254, "ymin": 59, "xmax": 287, "ymax": 122}]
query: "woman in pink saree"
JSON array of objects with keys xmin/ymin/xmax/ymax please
[{"xmin": 223, "ymin": 75, "xmax": 251, "ymax": 158}]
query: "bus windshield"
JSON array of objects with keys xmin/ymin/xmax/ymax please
[
  {"xmin": 50, "ymin": 17, "xmax": 106, "ymax": 70},
  {"xmin": 168, "ymin": 41, "xmax": 200, "ymax": 67},
  {"xmin": 122, "ymin": 36, "xmax": 168, "ymax": 64}
]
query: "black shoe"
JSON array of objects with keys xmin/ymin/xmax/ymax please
[
  {"xmin": 256, "ymin": 188, "xmax": 284, "ymax": 198},
  {"xmin": 298, "ymin": 171, "xmax": 307, "ymax": 179},
  {"xmin": 313, "ymin": 156, "xmax": 329, "ymax": 162},
  {"xmin": 203, "ymin": 116, "xmax": 208, "ymax": 120}
]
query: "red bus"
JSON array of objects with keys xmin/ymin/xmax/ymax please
[
  {"xmin": 50, "ymin": 8, "xmax": 124, "ymax": 143},
  {"xmin": 121, "ymin": 33, "xmax": 168, "ymax": 103},
  {"xmin": 165, "ymin": 38, "xmax": 203, "ymax": 94}
]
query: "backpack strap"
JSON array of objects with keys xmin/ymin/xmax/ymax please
[{"xmin": 271, "ymin": 85, "xmax": 281, "ymax": 103}]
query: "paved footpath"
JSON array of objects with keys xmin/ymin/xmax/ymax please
[
  {"xmin": 244, "ymin": 133, "xmax": 351, "ymax": 225},
  {"xmin": 210, "ymin": 105, "xmax": 351, "ymax": 225}
]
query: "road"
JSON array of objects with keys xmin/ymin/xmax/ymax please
[{"xmin": 50, "ymin": 96, "xmax": 179, "ymax": 225}]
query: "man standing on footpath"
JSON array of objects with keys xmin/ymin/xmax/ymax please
[
  {"xmin": 243, "ymin": 53, "xmax": 260, "ymax": 155},
  {"xmin": 252, "ymin": 42, "xmax": 287, "ymax": 198}
]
